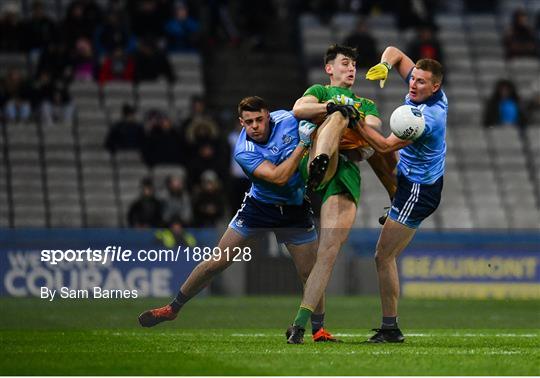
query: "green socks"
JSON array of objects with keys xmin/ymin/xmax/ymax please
[{"xmin": 293, "ymin": 306, "xmax": 313, "ymax": 328}]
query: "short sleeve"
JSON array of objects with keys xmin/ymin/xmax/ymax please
[
  {"xmin": 405, "ymin": 67, "xmax": 414, "ymax": 84},
  {"xmin": 360, "ymin": 98, "xmax": 380, "ymax": 118},
  {"xmin": 235, "ymin": 150, "xmax": 265, "ymax": 175},
  {"xmin": 303, "ymin": 84, "xmax": 327, "ymax": 102}
]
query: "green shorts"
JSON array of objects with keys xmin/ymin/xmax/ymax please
[{"xmin": 300, "ymin": 152, "xmax": 361, "ymax": 206}]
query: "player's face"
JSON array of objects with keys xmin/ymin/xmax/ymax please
[
  {"xmin": 326, "ymin": 54, "xmax": 356, "ymax": 88},
  {"xmin": 408, "ymin": 68, "xmax": 441, "ymax": 103},
  {"xmin": 239, "ymin": 109, "xmax": 270, "ymax": 143}
]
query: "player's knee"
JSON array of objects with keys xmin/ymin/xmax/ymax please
[
  {"xmin": 328, "ymin": 111, "xmax": 348, "ymax": 126},
  {"xmin": 298, "ymin": 268, "xmax": 311, "ymax": 283},
  {"xmin": 374, "ymin": 250, "xmax": 392, "ymax": 267},
  {"xmin": 316, "ymin": 244, "xmax": 340, "ymax": 266}
]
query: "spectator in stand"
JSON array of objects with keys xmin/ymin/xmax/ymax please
[
  {"xmin": 2, "ymin": 68, "xmax": 33, "ymax": 123},
  {"xmin": 205, "ymin": 0, "xmax": 240, "ymax": 47},
  {"xmin": 98, "ymin": 47, "xmax": 135, "ymax": 85},
  {"xmin": 133, "ymin": 38, "xmax": 176, "ymax": 83},
  {"xmin": 310, "ymin": 0, "xmax": 338, "ymax": 25},
  {"xmin": 127, "ymin": 0, "xmax": 169, "ymax": 41},
  {"xmin": 33, "ymin": 71, "xmax": 74, "ymax": 126},
  {"xmin": 141, "ymin": 109, "xmax": 185, "ymax": 166},
  {"xmin": 164, "ymin": 1, "xmax": 200, "ymax": 52},
  {"xmin": 62, "ymin": 0, "xmax": 102, "ymax": 50},
  {"xmin": 180, "ymin": 95, "xmax": 216, "ymax": 132},
  {"xmin": 483, "ymin": 79, "xmax": 526, "ymax": 129},
  {"xmin": 394, "ymin": 0, "xmax": 437, "ymax": 32},
  {"xmin": 192, "ymin": 170, "xmax": 226, "ymax": 227},
  {"xmin": 343, "ymin": 18, "xmax": 378, "ymax": 68},
  {"xmin": 155, "ymin": 215, "xmax": 197, "ymax": 248},
  {"xmin": 104, "ymin": 104, "xmax": 144, "ymax": 153},
  {"xmin": 407, "ymin": 25, "xmax": 444, "ymax": 65},
  {"xmin": 504, "ymin": 8, "xmax": 539, "ymax": 59},
  {"xmin": 227, "ymin": 122, "xmax": 250, "ymax": 211},
  {"xmin": 36, "ymin": 41, "xmax": 71, "ymax": 83},
  {"xmin": 183, "ymin": 98, "xmax": 227, "ymax": 183},
  {"xmin": 162, "ymin": 174, "xmax": 193, "ymax": 226},
  {"xmin": 70, "ymin": 37, "xmax": 97, "ymax": 82},
  {"xmin": 0, "ymin": 2, "xmax": 24, "ymax": 51},
  {"xmin": 128, "ymin": 177, "xmax": 163, "ymax": 228},
  {"xmin": 21, "ymin": 0, "xmax": 58, "ymax": 56},
  {"xmin": 94, "ymin": 11, "xmax": 133, "ymax": 58},
  {"xmin": 237, "ymin": 0, "xmax": 275, "ymax": 49}
]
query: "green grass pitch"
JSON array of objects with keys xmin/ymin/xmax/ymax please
[{"xmin": 0, "ymin": 296, "xmax": 539, "ymax": 375}]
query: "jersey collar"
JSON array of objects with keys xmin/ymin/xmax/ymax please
[{"xmin": 414, "ymin": 88, "xmax": 443, "ymax": 106}]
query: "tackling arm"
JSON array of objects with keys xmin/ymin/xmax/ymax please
[
  {"xmin": 292, "ymin": 95, "xmax": 327, "ymax": 121},
  {"xmin": 355, "ymin": 118, "xmax": 413, "ymax": 153},
  {"xmin": 252, "ymin": 144, "xmax": 307, "ymax": 186}
]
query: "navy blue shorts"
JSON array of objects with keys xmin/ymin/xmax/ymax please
[
  {"xmin": 229, "ymin": 195, "xmax": 317, "ymax": 245},
  {"xmin": 388, "ymin": 174, "xmax": 443, "ymax": 228}
]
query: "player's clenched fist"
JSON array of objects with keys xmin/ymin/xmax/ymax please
[
  {"xmin": 298, "ymin": 120, "xmax": 317, "ymax": 147},
  {"xmin": 365, "ymin": 62, "xmax": 392, "ymax": 88},
  {"xmin": 329, "ymin": 94, "xmax": 355, "ymax": 106}
]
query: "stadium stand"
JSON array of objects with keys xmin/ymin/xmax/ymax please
[{"xmin": 0, "ymin": 0, "xmax": 538, "ymax": 229}]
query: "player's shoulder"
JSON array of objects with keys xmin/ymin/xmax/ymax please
[
  {"xmin": 233, "ymin": 128, "xmax": 256, "ymax": 156},
  {"xmin": 303, "ymin": 84, "xmax": 327, "ymax": 98},
  {"xmin": 270, "ymin": 109, "xmax": 295, "ymax": 122},
  {"xmin": 354, "ymin": 95, "xmax": 377, "ymax": 106}
]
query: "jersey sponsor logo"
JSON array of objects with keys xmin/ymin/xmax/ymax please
[{"xmin": 411, "ymin": 108, "xmax": 423, "ymax": 117}]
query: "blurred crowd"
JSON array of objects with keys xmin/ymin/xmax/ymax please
[
  {"xmin": 105, "ymin": 96, "xmax": 249, "ymax": 229},
  {"xmin": 0, "ymin": 0, "xmax": 539, "ymax": 230}
]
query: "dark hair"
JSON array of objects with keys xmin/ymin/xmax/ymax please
[
  {"xmin": 141, "ymin": 176, "xmax": 154, "ymax": 188},
  {"xmin": 415, "ymin": 58, "xmax": 444, "ymax": 84},
  {"xmin": 122, "ymin": 103, "xmax": 135, "ymax": 117},
  {"xmin": 237, "ymin": 96, "xmax": 268, "ymax": 117},
  {"xmin": 324, "ymin": 44, "xmax": 358, "ymax": 64},
  {"xmin": 492, "ymin": 79, "xmax": 519, "ymax": 102}
]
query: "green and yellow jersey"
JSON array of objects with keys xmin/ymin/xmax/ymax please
[{"xmin": 303, "ymin": 84, "xmax": 379, "ymax": 150}]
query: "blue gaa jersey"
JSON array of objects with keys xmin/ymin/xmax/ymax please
[
  {"xmin": 234, "ymin": 110, "xmax": 304, "ymax": 205},
  {"xmin": 399, "ymin": 70, "xmax": 448, "ymax": 184}
]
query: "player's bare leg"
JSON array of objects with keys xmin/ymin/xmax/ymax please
[
  {"xmin": 286, "ymin": 194, "xmax": 357, "ymax": 344},
  {"xmin": 367, "ymin": 151, "xmax": 397, "ymax": 199},
  {"xmin": 368, "ymin": 218, "xmax": 415, "ymax": 343},
  {"xmin": 300, "ymin": 194, "xmax": 357, "ymax": 310},
  {"xmin": 138, "ymin": 228, "xmax": 246, "ymax": 327},
  {"xmin": 374, "ymin": 218, "xmax": 416, "ymax": 317},
  {"xmin": 307, "ymin": 113, "xmax": 348, "ymax": 190},
  {"xmin": 312, "ymin": 112, "xmax": 348, "ymax": 162},
  {"xmin": 286, "ymin": 240, "xmax": 324, "ymax": 314},
  {"xmin": 286, "ymin": 240, "xmax": 340, "ymax": 342},
  {"xmin": 180, "ymin": 228, "xmax": 245, "ymax": 296}
]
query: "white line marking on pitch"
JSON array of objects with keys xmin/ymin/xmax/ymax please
[{"xmin": 230, "ymin": 333, "xmax": 539, "ymax": 338}]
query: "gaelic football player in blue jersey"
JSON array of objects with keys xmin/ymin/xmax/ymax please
[
  {"xmin": 357, "ymin": 46, "xmax": 447, "ymax": 343},
  {"xmin": 138, "ymin": 96, "xmax": 338, "ymax": 341}
]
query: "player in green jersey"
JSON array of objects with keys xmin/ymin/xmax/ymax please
[{"xmin": 286, "ymin": 44, "xmax": 395, "ymax": 344}]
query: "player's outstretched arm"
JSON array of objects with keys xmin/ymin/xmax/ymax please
[
  {"xmin": 356, "ymin": 116, "xmax": 412, "ymax": 153},
  {"xmin": 366, "ymin": 46, "xmax": 415, "ymax": 86},
  {"xmin": 252, "ymin": 144, "xmax": 308, "ymax": 186}
]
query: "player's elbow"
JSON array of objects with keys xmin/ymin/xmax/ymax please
[
  {"xmin": 292, "ymin": 105, "xmax": 303, "ymax": 119},
  {"xmin": 273, "ymin": 176, "xmax": 289, "ymax": 186}
]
